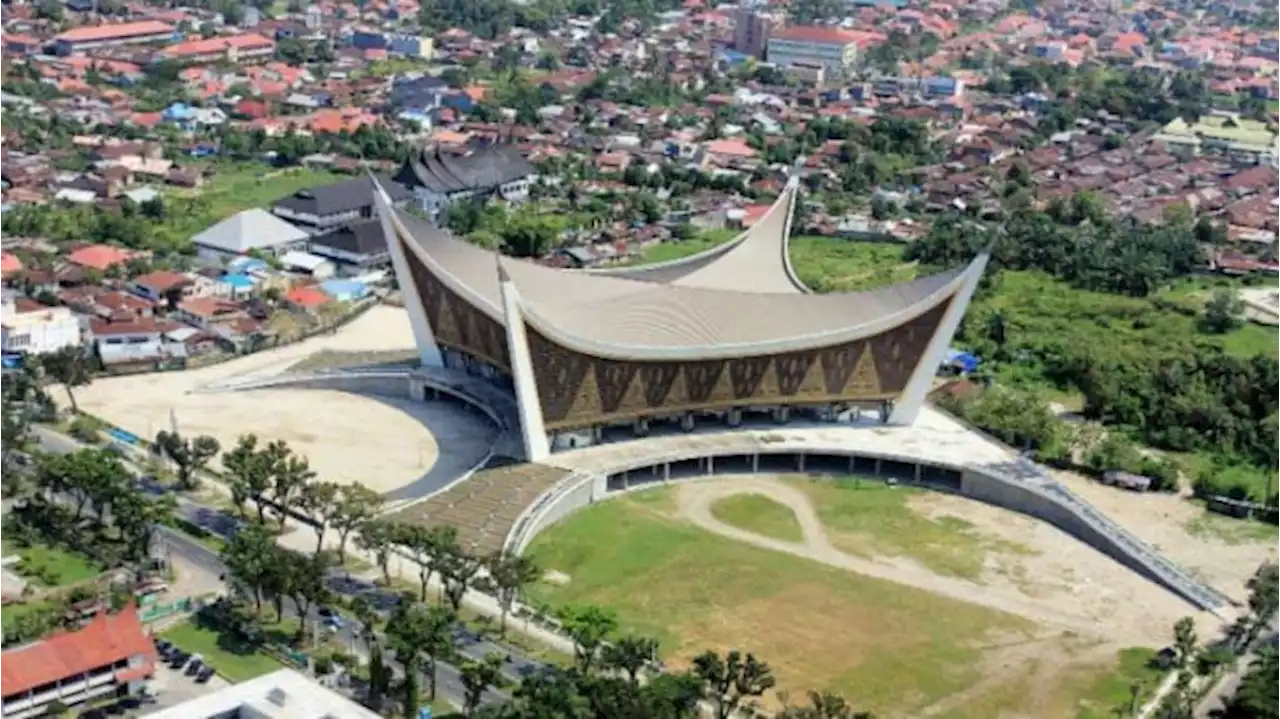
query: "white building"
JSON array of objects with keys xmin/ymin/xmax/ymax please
[
  {"xmin": 192, "ymin": 208, "xmax": 312, "ymax": 262},
  {"xmin": 766, "ymin": 26, "xmax": 863, "ymax": 77},
  {"xmin": 0, "ymin": 296, "xmax": 82, "ymax": 355},
  {"xmin": 144, "ymin": 669, "xmax": 382, "ymax": 719}
]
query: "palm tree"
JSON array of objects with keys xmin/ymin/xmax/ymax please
[{"xmin": 40, "ymin": 345, "xmax": 93, "ymax": 414}]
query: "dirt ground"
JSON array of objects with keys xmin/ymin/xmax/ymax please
[
  {"xmin": 72, "ymin": 306, "xmax": 497, "ymax": 495},
  {"xmin": 1048, "ymin": 469, "xmax": 1278, "ymax": 606}
]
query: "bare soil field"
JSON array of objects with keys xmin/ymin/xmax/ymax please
[{"xmin": 72, "ymin": 306, "xmax": 497, "ymax": 495}]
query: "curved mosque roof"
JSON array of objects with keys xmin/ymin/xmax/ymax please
[{"xmin": 379, "ymin": 179, "xmax": 987, "ymax": 361}]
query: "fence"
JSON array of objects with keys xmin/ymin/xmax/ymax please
[{"xmin": 139, "ymin": 597, "xmax": 192, "ymax": 623}]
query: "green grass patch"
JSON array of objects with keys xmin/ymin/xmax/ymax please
[
  {"xmin": 624, "ymin": 227, "xmax": 740, "ymax": 265},
  {"xmin": 0, "ymin": 597, "xmax": 62, "ymax": 638},
  {"xmin": 161, "ymin": 618, "xmax": 287, "ymax": 683},
  {"xmin": 166, "ymin": 163, "xmax": 347, "ymax": 239},
  {"xmin": 1, "ymin": 538, "xmax": 106, "ymax": 588},
  {"xmin": 1185, "ymin": 505, "xmax": 1279, "ymax": 545},
  {"xmin": 790, "ymin": 236, "xmax": 917, "ymax": 292},
  {"xmin": 1066, "ymin": 647, "xmax": 1167, "ymax": 719},
  {"xmin": 709, "ymin": 493, "xmax": 804, "ymax": 543},
  {"xmin": 524, "ymin": 490, "xmax": 1034, "ymax": 715},
  {"xmin": 784, "ymin": 477, "xmax": 1035, "ymax": 580}
]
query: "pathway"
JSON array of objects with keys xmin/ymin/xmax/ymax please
[{"xmin": 675, "ymin": 477, "xmax": 1158, "ymax": 645}]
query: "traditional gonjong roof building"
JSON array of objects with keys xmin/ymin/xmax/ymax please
[{"xmin": 373, "ymin": 175, "xmax": 988, "ymax": 462}]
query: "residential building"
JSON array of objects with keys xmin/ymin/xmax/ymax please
[
  {"xmin": 392, "ymin": 144, "xmax": 536, "ymax": 216},
  {"xmin": 145, "ymin": 669, "xmax": 379, "ymax": 719},
  {"xmin": 192, "ymin": 208, "xmax": 312, "ymax": 261},
  {"xmin": 130, "ymin": 270, "xmax": 194, "ymax": 305},
  {"xmin": 175, "ymin": 297, "xmax": 245, "ymax": 330},
  {"xmin": 66, "ymin": 244, "xmax": 135, "ymax": 273},
  {"xmin": 0, "ymin": 605, "xmax": 156, "ymax": 719},
  {"xmin": 733, "ymin": 6, "xmax": 778, "ymax": 60},
  {"xmin": 767, "ymin": 26, "xmax": 863, "ymax": 77},
  {"xmin": 155, "ymin": 33, "xmax": 276, "ymax": 65},
  {"xmin": 279, "ymin": 250, "xmax": 336, "ymax": 279},
  {"xmin": 51, "ymin": 21, "xmax": 175, "ymax": 55},
  {"xmin": 272, "ymin": 175, "xmax": 413, "ymax": 233},
  {"xmin": 307, "ymin": 218, "xmax": 391, "ymax": 273},
  {"xmin": 0, "ymin": 295, "xmax": 81, "ymax": 355}
]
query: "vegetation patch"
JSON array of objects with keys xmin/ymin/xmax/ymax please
[
  {"xmin": 790, "ymin": 236, "xmax": 918, "ymax": 292},
  {"xmin": 623, "ymin": 227, "xmax": 740, "ymax": 265},
  {"xmin": 1184, "ymin": 506, "xmax": 1280, "ymax": 546},
  {"xmin": 524, "ymin": 490, "xmax": 1034, "ymax": 715},
  {"xmin": 708, "ymin": 493, "xmax": 804, "ymax": 543},
  {"xmin": 783, "ymin": 477, "xmax": 1034, "ymax": 580},
  {"xmin": 1059, "ymin": 647, "xmax": 1167, "ymax": 719}
]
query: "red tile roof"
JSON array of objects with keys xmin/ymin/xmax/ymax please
[
  {"xmin": 286, "ymin": 285, "xmax": 329, "ymax": 308},
  {"xmin": 67, "ymin": 244, "xmax": 134, "ymax": 272},
  {"xmin": 132, "ymin": 270, "xmax": 190, "ymax": 294},
  {"xmin": 1, "ymin": 604, "xmax": 155, "ymax": 698},
  {"xmin": 162, "ymin": 33, "xmax": 274, "ymax": 58},
  {"xmin": 772, "ymin": 25, "xmax": 863, "ymax": 45},
  {"xmin": 54, "ymin": 20, "xmax": 174, "ymax": 44},
  {"xmin": 1, "ymin": 251, "xmax": 22, "ymax": 277}
]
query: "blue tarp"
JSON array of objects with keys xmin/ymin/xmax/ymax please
[
  {"xmin": 943, "ymin": 348, "xmax": 980, "ymax": 374},
  {"xmin": 321, "ymin": 279, "xmax": 368, "ymax": 302}
]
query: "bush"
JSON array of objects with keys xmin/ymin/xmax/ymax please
[{"xmin": 68, "ymin": 416, "xmax": 102, "ymax": 444}]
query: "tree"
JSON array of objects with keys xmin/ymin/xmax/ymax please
[
  {"xmin": 776, "ymin": 691, "xmax": 874, "ymax": 719},
  {"xmin": 40, "ymin": 346, "xmax": 93, "ymax": 414},
  {"xmin": 388, "ymin": 601, "xmax": 457, "ymax": 703},
  {"xmin": 439, "ymin": 546, "xmax": 481, "ymax": 613},
  {"xmin": 1172, "ymin": 617, "xmax": 1198, "ymax": 670},
  {"xmin": 222, "ymin": 523, "xmax": 277, "ymax": 615},
  {"xmin": 281, "ymin": 549, "xmax": 331, "ymax": 644},
  {"xmin": 487, "ymin": 551, "xmax": 539, "ymax": 637},
  {"xmin": 154, "ymin": 431, "xmax": 221, "ymax": 490},
  {"xmin": 1221, "ymin": 645, "xmax": 1278, "ymax": 719},
  {"xmin": 601, "ymin": 635, "xmax": 659, "ymax": 684},
  {"xmin": 296, "ymin": 481, "xmax": 340, "ymax": 554},
  {"xmin": 351, "ymin": 595, "xmax": 391, "ymax": 709},
  {"xmin": 113, "ymin": 489, "xmax": 175, "ymax": 564},
  {"xmin": 460, "ymin": 652, "xmax": 507, "ymax": 716},
  {"xmin": 1200, "ymin": 287, "xmax": 1245, "ymax": 334},
  {"xmin": 1245, "ymin": 563, "xmax": 1278, "ymax": 644},
  {"xmin": 404, "ymin": 524, "xmax": 457, "ymax": 602},
  {"xmin": 223, "ymin": 435, "xmax": 274, "ymax": 523},
  {"xmin": 691, "ymin": 649, "xmax": 777, "ymax": 719},
  {"xmin": 557, "ymin": 605, "xmax": 617, "ymax": 673},
  {"xmin": 357, "ymin": 519, "xmax": 397, "ymax": 585},
  {"xmin": 265, "ymin": 441, "xmax": 314, "ymax": 527},
  {"xmin": 330, "ymin": 484, "xmax": 381, "ymax": 565}
]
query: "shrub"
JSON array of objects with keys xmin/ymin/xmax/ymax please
[{"xmin": 68, "ymin": 417, "xmax": 102, "ymax": 444}]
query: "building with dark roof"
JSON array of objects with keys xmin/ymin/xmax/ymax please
[
  {"xmin": 1, "ymin": 604, "xmax": 156, "ymax": 719},
  {"xmin": 373, "ymin": 177, "xmax": 987, "ymax": 461},
  {"xmin": 307, "ymin": 219, "xmax": 390, "ymax": 272},
  {"xmin": 272, "ymin": 174, "xmax": 413, "ymax": 234},
  {"xmin": 392, "ymin": 145, "xmax": 536, "ymax": 216}
]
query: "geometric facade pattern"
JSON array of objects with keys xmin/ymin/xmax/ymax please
[{"xmin": 526, "ymin": 300, "xmax": 951, "ymax": 430}]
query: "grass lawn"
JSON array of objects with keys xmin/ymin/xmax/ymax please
[
  {"xmin": 161, "ymin": 618, "xmax": 287, "ymax": 683},
  {"xmin": 709, "ymin": 493, "xmax": 804, "ymax": 543},
  {"xmin": 166, "ymin": 163, "xmax": 347, "ymax": 238},
  {"xmin": 784, "ymin": 476, "xmax": 1034, "ymax": 580},
  {"xmin": 1, "ymin": 531, "xmax": 106, "ymax": 588},
  {"xmin": 524, "ymin": 490, "xmax": 1036, "ymax": 715},
  {"xmin": 0, "ymin": 598, "xmax": 62, "ymax": 637}
]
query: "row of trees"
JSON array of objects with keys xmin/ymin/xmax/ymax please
[{"xmin": 907, "ymin": 206, "xmax": 1204, "ymax": 298}]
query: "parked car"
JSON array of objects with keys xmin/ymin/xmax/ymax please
[{"xmin": 196, "ymin": 666, "xmax": 216, "ymax": 683}]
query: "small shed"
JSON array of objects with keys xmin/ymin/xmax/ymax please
[{"xmin": 1100, "ymin": 470, "xmax": 1152, "ymax": 492}]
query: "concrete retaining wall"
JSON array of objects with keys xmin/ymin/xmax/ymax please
[{"xmin": 508, "ymin": 450, "xmax": 1227, "ymax": 611}]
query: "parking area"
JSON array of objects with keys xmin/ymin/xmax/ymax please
[{"xmin": 74, "ymin": 656, "xmax": 228, "ymax": 718}]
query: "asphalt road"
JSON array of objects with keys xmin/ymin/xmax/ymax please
[{"xmin": 30, "ymin": 425, "xmax": 539, "ymax": 708}]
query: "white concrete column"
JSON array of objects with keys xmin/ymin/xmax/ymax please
[
  {"xmin": 498, "ymin": 263, "xmax": 551, "ymax": 462},
  {"xmin": 797, "ymin": 453, "xmax": 805, "ymax": 472},
  {"xmin": 752, "ymin": 453, "xmax": 760, "ymax": 473},
  {"xmin": 707, "ymin": 455, "xmax": 715, "ymax": 474},
  {"xmin": 890, "ymin": 252, "xmax": 990, "ymax": 425},
  {"xmin": 663, "ymin": 462, "xmax": 670, "ymax": 483},
  {"xmin": 372, "ymin": 175, "xmax": 443, "ymax": 368}
]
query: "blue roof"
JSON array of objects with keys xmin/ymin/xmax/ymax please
[
  {"xmin": 321, "ymin": 279, "xmax": 367, "ymax": 298},
  {"xmin": 943, "ymin": 348, "xmax": 980, "ymax": 373},
  {"xmin": 227, "ymin": 257, "xmax": 268, "ymax": 272},
  {"xmin": 222, "ymin": 273, "xmax": 256, "ymax": 289}
]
